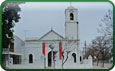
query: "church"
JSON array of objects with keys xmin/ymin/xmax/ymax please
[{"xmin": 3, "ymin": 5, "xmax": 93, "ymax": 69}]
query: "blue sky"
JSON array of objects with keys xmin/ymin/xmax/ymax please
[{"xmin": 14, "ymin": 2, "xmax": 113, "ymax": 47}]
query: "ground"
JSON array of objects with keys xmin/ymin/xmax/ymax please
[
  {"xmin": 93, "ymin": 62, "xmax": 113, "ymax": 69},
  {"xmin": 6, "ymin": 62, "xmax": 113, "ymax": 69}
]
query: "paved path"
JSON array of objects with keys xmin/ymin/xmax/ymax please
[
  {"xmin": 93, "ymin": 62, "xmax": 113, "ymax": 69},
  {"xmin": 6, "ymin": 63, "xmax": 113, "ymax": 69}
]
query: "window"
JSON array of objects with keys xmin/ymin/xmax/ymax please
[
  {"xmin": 70, "ymin": 13, "xmax": 74, "ymax": 20},
  {"xmin": 72, "ymin": 53, "xmax": 76, "ymax": 63},
  {"xmin": 29, "ymin": 54, "xmax": 33, "ymax": 63}
]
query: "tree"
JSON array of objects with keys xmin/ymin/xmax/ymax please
[
  {"xmin": 91, "ymin": 36, "xmax": 111, "ymax": 67},
  {"xmin": 98, "ymin": 10, "xmax": 113, "ymax": 50},
  {"xmin": 61, "ymin": 40, "xmax": 77, "ymax": 69},
  {"xmin": 85, "ymin": 9, "xmax": 113, "ymax": 67},
  {"xmin": 2, "ymin": 2, "xmax": 22, "ymax": 48},
  {"xmin": 98, "ymin": 9, "xmax": 113, "ymax": 65},
  {"xmin": 98, "ymin": 10, "xmax": 113, "ymax": 35},
  {"xmin": 62, "ymin": 51, "xmax": 71, "ymax": 69},
  {"xmin": 85, "ymin": 45, "xmax": 98, "ymax": 65}
]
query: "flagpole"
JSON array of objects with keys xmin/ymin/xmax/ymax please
[{"xmin": 44, "ymin": 56, "xmax": 46, "ymax": 69}]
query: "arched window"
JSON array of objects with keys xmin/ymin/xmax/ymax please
[
  {"xmin": 29, "ymin": 54, "xmax": 33, "ymax": 63},
  {"xmin": 72, "ymin": 53, "xmax": 76, "ymax": 63},
  {"xmin": 80, "ymin": 56, "xmax": 82, "ymax": 61},
  {"xmin": 70, "ymin": 13, "xmax": 74, "ymax": 20}
]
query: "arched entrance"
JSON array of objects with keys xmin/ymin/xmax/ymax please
[
  {"xmin": 80, "ymin": 56, "xmax": 82, "ymax": 61},
  {"xmin": 48, "ymin": 51, "xmax": 57, "ymax": 67},
  {"xmin": 80, "ymin": 56, "xmax": 83, "ymax": 64},
  {"xmin": 29, "ymin": 54, "xmax": 33, "ymax": 63},
  {"xmin": 72, "ymin": 53, "xmax": 76, "ymax": 63}
]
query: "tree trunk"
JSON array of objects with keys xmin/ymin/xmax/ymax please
[
  {"xmin": 62, "ymin": 52, "xmax": 69, "ymax": 69},
  {"xmin": 93, "ymin": 59, "xmax": 94, "ymax": 65},
  {"xmin": 102, "ymin": 60, "xmax": 104, "ymax": 67},
  {"xmin": 101, "ymin": 52, "xmax": 104, "ymax": 67},
  {"xmin": 97, "ymin": 59, "xmax": 99, "ymax": 66},
  {"xmin": 102, "ymin": 59, "xmax": 104, "ymax": 67},
  {"xmin": 92, "ymin": 57, "xmax": 94, "ymax": 65}
]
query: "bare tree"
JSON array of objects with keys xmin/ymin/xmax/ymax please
[
  {"xmin": 99, "ymin": 9, "xmax": 113, "ymax": 64},
  {"xmin": 98, "ymin": 10, "xmax": 113, "ymax": 35},
  {"xmin": 98, "ymin": 9, "xmax": 113, "ymax": 50},
  {"xmin": 61, "ymin": 40, "xmax": 77, "ymax": 69},
  {"xmin": 62, "ymin": 51, "xmax": 71, "ymax": 69},
  {"xmin": 85, "ymin": 43, "xmax": 99, "ymax": 65},
  {"xmin": 85, "ymin": 9, "xmax": 113, "ymax": 68},
  {"xmin": 92, "ymin": 36, "xmax": 111, "ymax": 67}
]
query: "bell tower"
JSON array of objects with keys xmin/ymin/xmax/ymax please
[{"xmin": 65, "ymin": 5, "xmax": 79, "ymax": 40}]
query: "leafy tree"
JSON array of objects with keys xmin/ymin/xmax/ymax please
[{"xmin": 2, "ymin": 2, "xmax": 22, "ymax": 48}]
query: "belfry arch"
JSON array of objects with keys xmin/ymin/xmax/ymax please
[{"xmin": 70, "ymin": 13, "xmax": 74, "ymax": 20}]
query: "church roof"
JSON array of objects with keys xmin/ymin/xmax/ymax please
[
  {"xmin": 67, "ymin": 5, "xmax": 76, "ymax": 9},
  {"xmin": 39, "ymin": 29, "xmax": 64, "ymax": 40}
]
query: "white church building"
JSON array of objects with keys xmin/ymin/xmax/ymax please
[{"xmin": 3, "ymin": 5, "xmax": 93, "ymax": 69}]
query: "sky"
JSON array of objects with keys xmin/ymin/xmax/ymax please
[{"xmin": 13, "ymin": 2, "xmax": 113, "ymax": 47}]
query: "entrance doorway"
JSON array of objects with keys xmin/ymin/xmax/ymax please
[{"xmin": 48, "ymin": 51, "xmax": 57, "ymax": 67}]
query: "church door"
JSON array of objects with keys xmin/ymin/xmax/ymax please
[
  {"xmin": 48, "ymin": 51, "xmax": 51, "ymax": 67},
  {"xmin": 48, "ymin": 51, "xmax": 56, "ymax": 67}
]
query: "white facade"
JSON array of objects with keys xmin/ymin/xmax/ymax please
[{"xmin": 6, "ymin": 6, "xmax": 93, "ymax": 69}]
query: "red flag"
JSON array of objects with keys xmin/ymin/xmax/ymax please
[
  {"xmin": 59, "ymin": 42, "xmax": 62, "ymax": 59},
  {"xmin": 42, "ymin": 42, "xmax": 45, "ymax": 56}
]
